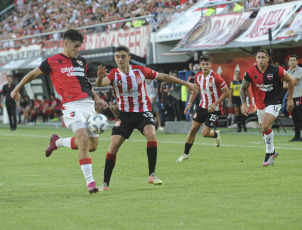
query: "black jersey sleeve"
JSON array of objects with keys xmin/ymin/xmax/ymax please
[
  {"xmin": 39, "ymin": 58, "xmax": 51, "ymax": 74},
  {"xmin": 244, "ymin": 71, "xmax": 251, "ymax": 82}
]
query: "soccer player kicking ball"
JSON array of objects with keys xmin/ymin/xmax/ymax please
[
  {"xmin": 10, "ymin": 29, "xmax": 108, "ymax": 194},
  {"xmin": 176, "ymin": 55, "xmax": 229, "ymax": 162},
  {"xmin": 240, "ymin": 49, "xmax": 294, "ymax": 166},
  {"xmin": 96, "ymin": 45, "xmax": 199, "ymax": 190}
]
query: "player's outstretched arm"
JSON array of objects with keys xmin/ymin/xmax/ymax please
[
  {"xmin": 92, "ymin": 88, "xmax": 108, "ymax": 113},
  {"xmin": 157, "ymin": 73, "xmax": 199, "ymax": 94},
  {"xmin": 184, "ymin": 91, "xmax": 198, "ymax": 115},
  {"xmin": 10, "ymin": 68, "xmax": 44, "ymax": 101},
  {"xmin": 208, "ymin": 86, "xmax": 229, "ymax": 113},
  {"xmin": 283, "ymin": 72, "xmax": 294, "ymax": 112},
  {"xmin": 96, "ymin": 65, "xmax": 110, "ymax": 87},
  {"xmin": 240, "ymin": 79, "xmax": 250, "ymax": 116}
]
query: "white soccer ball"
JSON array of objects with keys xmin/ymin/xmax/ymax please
[{"xmin": 87, "ymin": 114, "xmax": 108, "ymax": 134}]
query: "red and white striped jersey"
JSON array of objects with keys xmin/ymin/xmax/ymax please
[
  {"xmin": 194, "ymin": 70, "xmax": 227, "ymax": 111},
  {"xmin": 106, "ymin": 65, "xmax": 158, "ymax": 112}
]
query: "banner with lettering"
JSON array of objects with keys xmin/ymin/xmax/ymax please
[
  {"xmin": 84, "ymin": 26, "xmax": 151, "ymax": 57},
  {"xmin": 0, "ymin": 44, "xmax": 42, "ymax": 66},
  {"xmin": 276, "ymin": 9, "xmax": 302, "ymax": 40},
  {"xmin": 172, "ymin": 12, "xmax": 251, "ymax": 51},
  {"xmin": 155, "ymin": 0, "xmax": 227, "ymax": 43},
  {"xmin": 235, "ymin": 1, "xmax": 302, "ymax": 42}
]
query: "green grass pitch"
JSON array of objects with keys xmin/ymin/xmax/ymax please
[{"xmin": 0, "ymin": 124, "xmax": 301, "ymax": 230}]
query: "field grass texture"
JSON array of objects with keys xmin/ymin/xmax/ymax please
[{"xmin": 0, "ymin": 125, "xmax": 301, "ymax": 230}]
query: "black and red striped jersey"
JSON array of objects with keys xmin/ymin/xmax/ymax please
[
  {"xmin": 39, "ymin": 53, "xmax": 92, "ymax": 104},
  {"xmin": 244, "ymin": 64, "xmax": 286, "ymax": 110}
]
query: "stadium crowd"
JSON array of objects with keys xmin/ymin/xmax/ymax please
[
  {"xmin": 1, "ymin": 0, "xmax": 297, "ymax": 48},
  {"xmin": 0, "ymin": 0, "xmax": 197, "ymax": 47}
]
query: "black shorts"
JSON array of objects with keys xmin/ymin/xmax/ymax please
[
  {"xmin": 112, "ymin": 111, "xmax": 156, "ymax": 139},
  {"xmin": 232, "ymin": 96, "xmax": 241, "ymax": 107},
  {"xmin": 192, "ymin": 106, "xmax": 221, "ymax": 128}
]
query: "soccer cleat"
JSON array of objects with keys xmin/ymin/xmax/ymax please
[
  {"xmin": 148, "ymin": 173, "xmax": 162, "ymax": 185},
  {"xmin": 289, "ymin": 137, "xmax": 300, "ymax": 142},
  {"xmin": 99, "ymin": 182, "xmax": 109, "ymax": 191},
  {"xmin": 45, "ymin": 134, "xmax": 59, "ymax": 157},
  {"xmin": 215, "ymin": 130, "xmax": 221, "ymax": 147},
  {"xmin": 262, "ymin": 150, "xmax": 278, "ymax": 167},
  {"xmin": 88, "ymin": 181, "xmax": 99, "ymax": 194},
  {"xmin": 176, "ymin": 153, "xmax": 189, "ymax": 162}
]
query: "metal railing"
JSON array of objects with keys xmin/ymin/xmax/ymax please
[
  {"xmin": 200, "ymin": 0, "xmax": 261, "ymax": 17},
  {"xmin": 0, "ymin": 4, "xmax": 14, "ymax": 21}
]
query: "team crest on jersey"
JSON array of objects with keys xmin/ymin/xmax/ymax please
[
  {"xmin": 70, "ymin": 111, "xmax": 75, "ymax": 117},
  {"xmin": 267, "ymin": 74, "xmax": 273, "ymax": 80},
  {"xmin": 296, "ymin": 101, "xmax": 300, "ymax": 106},
  {"xmin": 135, "ymin": 74, "xmax": 142, "ymax": 84},
  {"xmin": 76, "ymin": 60, "xmax": 83, "ymax": 66},
  {"xmin": 114, "ymin": 120, "xmax": 121, "ymax": 127}
]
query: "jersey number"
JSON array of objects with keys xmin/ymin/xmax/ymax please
[
  {"xmin": 209, "ymin": 114, "xmax": 219, "ymax": 122},
  {"xmin": 143, "ymin": 112, "xmax": 153, "ymax": 118}
]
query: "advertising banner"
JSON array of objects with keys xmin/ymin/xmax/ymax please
[
  {"xmin": 155, "ymin": 0, "xmax": 227, "ymax": 42},
  {"xmin": 235, "ymin": 1, "xmax": 302, "ymax": 42},
  {"xmin": 84, "ymin": 26, "xmax": 151, "ymax": 57},
  {"xmin": 0, "ymin": 44, "xmax": 42, "ymax": 66},
  {"xmin": 173, "ymin": 12, "xmax": 251, "ymax": 50},
  {"xmin": 276, "ymin": 9, "xmax": 302, "ymax": 40}
]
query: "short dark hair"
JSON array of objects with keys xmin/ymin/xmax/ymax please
[
  {"xmin": 199, "ymin": 55, "xmax": 211, "ymax": 63},
  {"xmin": 7, "ymin": 74, "xmax": 13, "ymax": 78},
  {"xmin": 289, "ymin": 54, "xmax": 298, "ymax": 61},
  {"xmin": 256, "ymin": 49, "xmax": 269, "ymax": 56},
  {"xmin": 115, "ymin": 45, "xmax": 130, "ymax": 55},
  {"xmin": 63, "ymin": 29, "xmax": 84, "ymax": 43}
]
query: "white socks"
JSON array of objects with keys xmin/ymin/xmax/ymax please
[
  {"xmin": 263, "ymin": 129, "xmax": 274, "ymax": 153},
  {"xmin": 56, "ymin": 137, "xmax": 72, "ymax": 149},
  {"xmin": 81, "ymin": 164, "xmax": 94, "ymax": 185}
]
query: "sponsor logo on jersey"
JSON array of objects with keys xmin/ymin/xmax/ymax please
[
  {"xmin": 135, "ymin": 74, "xmax": 142, "ymax": 84},
  {"xmin": 255, "ymin": 83, "xmax": 273, "ymax": 92},
  {"xmin": 267, "ymin": 74, "xmax": 273, "ymax": 80},
  {"xmin": 70, "ymin": 111, "xmax": 75, "ymax": 117},
  {"xmin": 67, "ymin": 72, "xmax": 85, "ymax": 77},
  {"xmin": 61, "ymin": 66, "xmax": 84, "ymax": 74},
  {"xmin": 120, "ymin": 89, "xmax": 141, "ymax": 97},
  {"xmin": 76, "ymin": 60, "xmax": 83, "ymax": 66}
]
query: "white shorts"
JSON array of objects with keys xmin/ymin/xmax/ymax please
[
  {"xmin": 62, "ymin": 98, "xmax": 99, "ymax": 137},
  {"xmin": 257, "ymin": 104, "xmax": 281, "ymax": 123}
]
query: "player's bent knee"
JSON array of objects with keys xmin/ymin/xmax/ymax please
[
  {"xmin": 189, "ymin": 129, "xmax": 198, "ymax": 136},
  {"xmin": 261, "ymin": 122, "xmax": 271, "ymax": 131},
  {"xmin": 201, "ymin": 130, "xmax": 210, "ymax": 137},
  {"xmin": 89, "ymin": 144, "xmax": 98, "ymax": 152}
]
